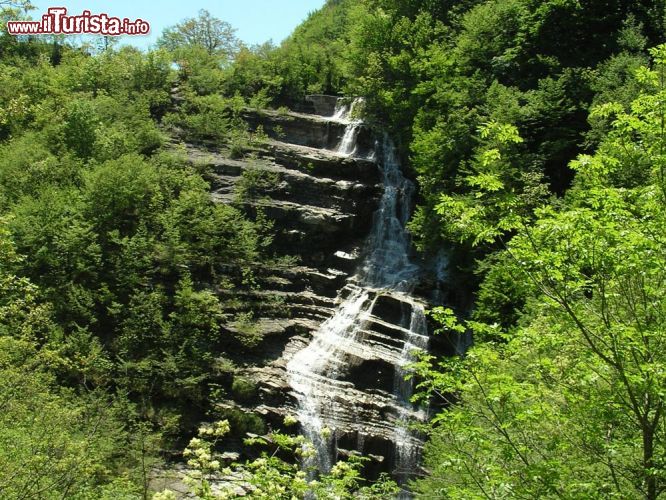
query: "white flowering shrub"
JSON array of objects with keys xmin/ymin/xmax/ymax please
[{"xmin": 154, "ymin": 419, "xmax": 399, "ymax": 499}]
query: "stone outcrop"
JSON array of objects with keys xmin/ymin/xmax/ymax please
[
  {"xmin": 305, "ymin": 94, "xmax": 340, "ymax": 116},
  {"xmin": 175, "ymin": 99, "xmax": 454, "ymax": 482}
]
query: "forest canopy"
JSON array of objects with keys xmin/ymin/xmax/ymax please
[{"xmin": 2, "ymin": 0, "xmax": 666, "ymax": 498}]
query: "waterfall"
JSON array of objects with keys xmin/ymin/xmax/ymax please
[
  {"xmin": 332, "ymin": 100, "xmax": 349, "ymax": 121},
  {"xmin": 337, "ymin": 124, "xmax": 361, "ymax": 156},
  {"xmin": 286, "ymin": 98, "xmax": 427, "ymax": 484},
  {"xmin": 334, "ymin": 98, "xmax": 363, "ymax": 156},
  {"xmin": 332, "ymin": 97, "xmax": 364, "ymax": 123},
  {"xmin": 393, "ymin": 304, "xmax": 429, "ymax": 485},
  {"xmin": 288, "ymin": 286, "xmax": 372, "ymax": 473},
  {"xmin": 360, "ymin": 135, "xmax": 420, "ymax": 289}
]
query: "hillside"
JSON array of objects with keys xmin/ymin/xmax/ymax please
[{"xmin": 1, "ymin": 0, "xmax": 666, "ymax": 498}]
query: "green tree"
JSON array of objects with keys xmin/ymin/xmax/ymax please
[
  {"xmin": 158, "ymin": 10, "xmax": 239, "ymax": 60},
  {"xmin": 0, "ymin": 342, "xmax": 139, "ymax": 499},
  {"xmin": 414, "ymin": 46, "xmax": 666, "ymax": 500},
  {"xmin": 0, "ymin": 221, "xmax": 140, "ymax": 499}
]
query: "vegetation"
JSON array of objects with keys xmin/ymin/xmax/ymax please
[
  {"xmin": 154, "ymin": 418, "xmax": 399, "ymax": 499},
  {"xmin": 158, "ymin": 10, "xmax": 240, "ymax": 59},
  {"xmin": 408, "ymin": 47, "xmax": 666, "ymax": 499},
  {"xmin": 0, "ymin": 8, "xmax": 274, "ymax": 497},
  {"xmin": 207, "ymin": 0, "xmax": 666, "ymax": 497},
  {"xmin": 4, "ymin": 0, "xmax": 666, "ymax": 497}
]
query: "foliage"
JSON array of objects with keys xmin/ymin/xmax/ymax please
[
  {"xmin": 234, "ymin": 163, "xmax": 279, "ymax": 202},
  {"xmin": 230, "ymin": 376, "xmax": 257, "ymax": 403},
  {"xmin": 0, "ymin": 343, "xmax": 140, "ymax": 499},
  {"xmin": 158, "ymin": 9, "xmax": 240, "ymax": 60},
  {"xmin": 0, "ymin": 222, "xmax": 142, "ymax": 498},
  {"xmin": 163, "ymin": 92, "xmax": 245, "ymax": 142},
  {"xmin": 5, "ymin": 1, "xmax": 666, "ymax": 497},
  {"xmin": 169, "ymin": 0, "xmax": 357, "ymax": 107},
  {"xmin": 333, "ymin": 0, "xmax": 666, "ymax": 259},
  {"xmin": 413, "ymin": 48, "xmax": 666, "ymax": 499},
  {"xmin": 155, "ymin": 419, "xmax": 400, "ymax": 499},
  {"xmin": 0, "ymin": 28, "xmax": 272, "ymax": 496},
  {"xmin": 433, "ymin": 121, "xmax": 548, "ymax": 246}
]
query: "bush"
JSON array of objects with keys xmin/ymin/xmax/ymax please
[
  {"xmin": 234, "ymin": 164, "xmax": 279, "ymax": 201},
  {"xmin": 231, "ymin": 376, "xmax": 258, "ymax": 404},
  {"xmin": 218, "ymin": 407, "xmax": 265, "ymax": 436}
]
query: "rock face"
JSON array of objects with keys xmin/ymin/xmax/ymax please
[
  {"xmin": 305, "ymin": 94, "xmax": 340, "ymax": 116},
  {"xmin": 178, "ymin": 97, "xmax": 453, "ymax": 483}
]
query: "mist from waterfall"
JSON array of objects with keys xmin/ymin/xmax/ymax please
[{"xmin": 286, "ymin": 98, "xmax": 428, "ymax": 484}]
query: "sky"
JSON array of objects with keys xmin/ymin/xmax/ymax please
[{"xmin": 29, "ymin": 0, "xmax": 326, "ymax": 50}]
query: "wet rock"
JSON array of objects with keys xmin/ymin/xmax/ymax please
[
  {"xmin": 347, "ymin": 359, "xmax": 396, "ymax": 393},
  {"xmin": 170, "ymin": 96, "xmax": 441, "ymax": 484},
  {"xmin": 305, "ymin": 94, "xmax": 340, "ymax": 116},
  {"xmin": 371, "ymin": 294, "xmax": 413, "ymax": 327}
]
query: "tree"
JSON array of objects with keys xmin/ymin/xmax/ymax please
[
  {"xmin": 414, "ymin": 46, "xmax": 666, "ymax": 499},
  {"xmin": 158, "ymin": 10, "xmax": 239, "ymax": 60},
  {"xmin": 0, "ymin": 221, "xmax": 140, "ymax": 498},
  {"xmin": 0, "ymin": 1, "xmax": 33, "ymax": 9},
  {"xmin": 0, "ymin": 355, "xmax": 140, "ymax": 499},
  {"xmin": 433, "ymin": 121, "xmax": 548, "ymax": 246}
]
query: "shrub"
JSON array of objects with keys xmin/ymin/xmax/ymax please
[{"xmin": 231, "ymin": 376, "xmax": 258, "ymax": 404}]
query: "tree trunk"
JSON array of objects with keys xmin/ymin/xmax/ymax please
[{"xmin": 644, "ymin": 425, "xmax": 656, "ymax": 500}]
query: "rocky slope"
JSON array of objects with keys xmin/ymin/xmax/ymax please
[{"xmin": 175, "ymin": 96, "xmax": 458, "ymax": 481}]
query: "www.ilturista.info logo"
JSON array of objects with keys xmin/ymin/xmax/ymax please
[{"xmin": 6, "ymin": 7, "xmax": 150, "ymax": 36}]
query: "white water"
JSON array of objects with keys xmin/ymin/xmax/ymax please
[
  {"xmin": 332, "ymin": 101, "xmax": 349, "ymax": 121},
  {"xmin": 334, "ymin": 98, "xmax": 363, "ymax": 156},
  {"xmin": 360, "ymin": 135, "xmax": 420, "ymax": 289},
  {"xmin": 287, "ymin": 98, "xmax": 427, "ymax": 481},
  {"xmin": 288, "ymin": 286, "xmax": 371, "ymax": 472},
  {"xmin": 332, "ymin": 97, "xmax": 364, "ymax": 123},
  {"xmin": 337, "ymin": 124, "xmax": 361, "ymax": 156},
  {"xmin": 393, "ymin": 304, "xmax": 429, "ymax": 482}
]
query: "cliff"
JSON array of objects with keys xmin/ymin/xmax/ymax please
[{"xmin": 175, "ymin": 96, "xmax": 459, "ymax": 482}]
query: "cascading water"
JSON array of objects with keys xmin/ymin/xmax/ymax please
[
  {"xmin": 288, "ymin": 286, "xmax": 372, "ymax": 473},
  {"xmin": 360, "ymin": 134, "xmax": 419, "ymax": 289},
  {"xmin": 331, "ymin": 97, "xmax": 364, "ymax": 123},
  {"xmin": 287, "ymin": 98, "xmax": 428, "ymax": 486},
  {"xmin": 332, "ymin": 100, "xmax": 350, "ymax": 121},
  {"xmin": 393, "ymin": 304, "xmax": 429, "ymax": 484},
  {"xmin": 337, "ymin": 124, "xmax": 361, "ymax": 156},
  {"xmin": 333, "ymin": 98, "xmax": 364, "ymax": 156}
]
